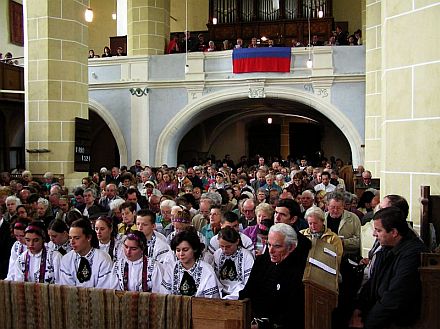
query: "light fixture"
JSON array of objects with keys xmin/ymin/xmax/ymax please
[
  {"xmin": 185, "ymin": 0, "xmax": 188, "ymax": 74},
  {"xmin": 318, "ymin": 9, "xmax": 324, "ymax": 18},
  {"xmin": 306, "ymin": 0, "xmax": 313, "ymax": 69},
  {"xmin": 85, "ymin": 6, "xmax": 93, "ymax": 22},
  {"xmin": 267, "ymin": 117, "xmax": 273, "ymax": 124},
  {"xmin": 112, "ymin": 0, "xmax": 117, "ymax": 20},
  {"xmin": 261, "ymin": 36, "xmax": 268, "ymax": 42},
  {"xmin": 212, "ymin": 17, "xmax": 217, "ymax": 25}
]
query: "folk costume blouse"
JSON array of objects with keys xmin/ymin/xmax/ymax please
[
  {"xmin": 59, "ymin": 248, "xmax": 113, "ymax": 288},
  {"xmin": 6, "ymin": 241, "xmax": 27, "ymax": 280},
  {"xmin": 146, "ymin": 232, "xmax": 172, "ymax": 264},
  {"xmin": 14, "ymin": 247, "xmax": 62, "ymax": 284},
  {"xmin": 99, "ymin": 234, "xmax": 124, "ymax": 262},
  {"xmin": 47, "ymin": 240, "xmax": 72, "ymax": 256},
  {"xmin": 213, "ymin": 246, "xmax": 254, "ymax": 300},
  {"xmin": 160, "ymin": 259, "xmax": 220, "ymax": 298},
  {"xmin": 111, "ymin": 255, "xmax": 162, "ymax": 292}
]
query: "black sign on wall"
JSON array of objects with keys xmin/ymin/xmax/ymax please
[{"xmin": 74, "ymin": 117, "xmax": 91, "ymax": 172}]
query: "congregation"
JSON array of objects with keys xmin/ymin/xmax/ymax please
[
  {"xmin": 0, "ymin": 155, "xmax": 427, "ymax": 329},
  {"xmin": 165, "ymin": 25, "xmax": 361, "ymax": 54}
]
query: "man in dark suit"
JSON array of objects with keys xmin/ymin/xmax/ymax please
[
  {"xmin": 240, "ymin": 223, "xmax": 309, "ymax": 328},
  {"xmin": 0, "ymin": 216, "xmax": 14, "ymax": 279},
  {"xmin": 336, "ymin": 25, "xmax": 348, "ymax": 45}
]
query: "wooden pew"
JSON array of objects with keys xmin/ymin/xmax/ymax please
[
  {"xmin": 413, "ymin": 253, "xmax": 440, "ymax": 329},
  {"xmin": 10, "ymin": 173, "xmax": 65, "ymax": 187},
  {"xmin": 420, "ymin": 186, "xmax": 440, "ymax": 250},
  {"xmin": 0, "ymin": 281, "xmax": 250, "ymax": 329},
  {"xmin": 303, "ymin": 239, "xmax": 339, "ymax": 329},
  {"xmin": 192, "ymin": 297, "xmax": 251, "ymax": 329}
]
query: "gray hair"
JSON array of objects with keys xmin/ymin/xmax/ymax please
[
  {"xmin": 200, "ymin": 192, "xmax": 222, "ymax": 207},
  {"xmin": 109, "ymin": 198, "xmax": 125, "ymax": 211},
  {"xmin": 326, "ymin": 191, "xmax": 345, "ymax": 203},
  {"xmin": 37, "ymin": 197, "xmax": 49, "ymax": 208},
  {"xmin": 6, "ymin": 195, "xmax": 21, "ymax": 205},
  {"xmin": 304, "ymin": 206, "xmax": 325, "ymax": 222},
  {"xmin": 255, "ymin": 202, "xmax": 273, "ymax": 218},
  {"xmin": 22, "ymin": 170, "xmax": 32, "ymax": 179},
  {"xmin": 84, "ymin": 188, "xmax": 96, "ymax": 198},
  {"xmin": 275, "ymin": 174, "xmax": 284, "ymax": 181},
  {"xmin": 343, "ymin": 191, "xmax": 353, "ymax": 204},
  {"xmin": 43, "ymin": 172, "xmax": 54, "ymax": 179},
  {"xmin": 160, "ymin": 199, "xmax": 176, "ymax": 209},
  {"xmin": 269, "ymin": 223, "xmax": 298, "ymax": 249},
  {"xmin": 301, "ymin": 190, "xmax": 315, "ymax": 199}
]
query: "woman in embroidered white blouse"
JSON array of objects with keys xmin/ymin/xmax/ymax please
[
  {"xmin": 213, "ymin": 227, "xmax": 254, "ymax": 300},
  {"xmin": 110, "ymin": 230, "xmax": 163, "ymax": 292},
  {"xmin": 160, "ymin": 227, "xmax": 220, "ymax": 298},
  {"xmin": 13, "ymin": 221, "xmax": 62, "ymax": 283}
]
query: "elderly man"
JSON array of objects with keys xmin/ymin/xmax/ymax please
[
  {"xmin": 325, "ymin": 191, "xmax": 361, "ymax": 257},
  {"xmin": 99, "ymin": 183, "xmax": 121, "ymax": 211},
  {"xmin": 300, "ymin": 190, "xmax": 315, "ymax": 216},
  {"xmin": 261, "ymin": 174, "xmax": 282, "ymax": 194},
  {"xmin": 192, "ymin": 197, "xmax": 211, "ymax": 232},
  {"xmin": 357, "ymin": 170, "xmax": 379, "ymax": 189},
  {"xmin": 239, "ymin": 223, "xmax": 307, "ymax": 328},
  {"xmin": 350, "ymin": 207, "xmax": 427, "ymax": 329},
  {"xmin": 251, "ymin": 169, "xmax": 266, "ymax": 192},
  {"xmin": 240, "ymin": 199, "xmax": 257, "ymax": 229}
]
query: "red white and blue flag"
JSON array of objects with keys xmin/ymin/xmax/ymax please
[{"xmin": 232, "ymin": 47, "xmax": 291, "ymax": 73}]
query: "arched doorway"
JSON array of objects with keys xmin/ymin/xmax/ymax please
[
  {"xmin": 177, "ymin": 98, "xmax": 352, "ymax": 167},
  {"xmin": 89, "ymin": 110, "xmax": 120, "ymax": 173},
  {"xmin": 156, "ymin": 87, "xmax": 363, "ymax": 167}
]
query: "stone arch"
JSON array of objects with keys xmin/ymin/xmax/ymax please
[
  {"xmin": 88, "ymin": 99, "xmax": 128, "ymax": 166},
  {"xmin": 155, "ymin": 87, "xmax": 364, "ymax": 167}
]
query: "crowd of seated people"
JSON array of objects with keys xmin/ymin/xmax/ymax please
[
  {"xmin": 166, "ymin": 26, "xmax": 362, "ymax": 54},
  {"xmin": 0, "ymin": 52, "xmax": 19, "ymax": 65},
  {"xmin": 0, "ymin": 153, "xmax": 427, "ymax": 329},
  {"xmin": 88, "ymin": 46, "xmax": 127, "ymax": 59}
]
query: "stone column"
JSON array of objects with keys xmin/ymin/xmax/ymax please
[
  {"xmin": 363, "ymin": 0, "xmax": 382, "ymax": 176},
  {"xmin": 25, "ymin": 0, "xmax": 89, "ymax": 187},
  {"xmin": 366, "ymin": 1, "xmax": 440, "ymax": 225},
  {"xmin": 130, "ymin": 90, "xmax": 150, "ymax": 165},
  {"xmin": 382, "ymin": 1, "xmax": 440, "ymax": 225},
  {"xmin": 127, "ymin": 0, "xmax": 170, "ymax": 55}
]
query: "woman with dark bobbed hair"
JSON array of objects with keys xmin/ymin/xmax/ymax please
[
  {"xmin": 59, "ymin": 219, "xmax": 113, "ymax": 288},
  {"xmin": 159, "ymin": 226, "xmax": 220, "ymax": 298}
]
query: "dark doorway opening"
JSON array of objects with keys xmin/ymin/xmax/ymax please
[
  {"xmin": 289, "ymin": 122, "xmax": 322, "ymax": 165},
  {"xmin": 0, "ymin": 103, "xmax": 25, "ymax": 172},
  {"xmin": 89, "ymin": 111, "xmax": 120, "ymax": 173},
  {"xmin": 248, "ymin": 121, "xmax": 281, "ymax": 160}
]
